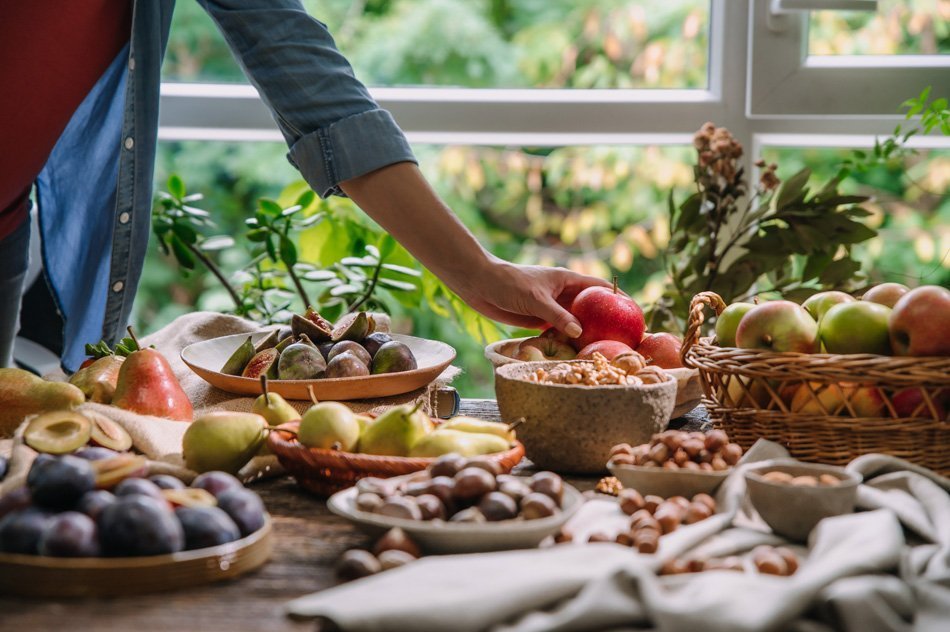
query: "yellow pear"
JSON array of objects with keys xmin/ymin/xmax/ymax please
[
  {"xmin": 182, "ymin": 411, "xmax": 267, "ymax": 474},
  {"xmin": 440, "ymin": 416, "xmax": 515, "ymax": 442},
  {"xmin": 409, "ymin": 429, "xmax": 510, "ymax": 458},
  {"xmin": 299, "ymin": 402, "xmax": 360, "ymax": 451},
  {"xmin": 358, "ymin": 403, "xmax": 433, "ymax": 457},
  {"xmin": 0, "ymin": 368, "xmax": 85, "ymax": 436},
  {"xmin": 251, "ymin": 376, "xmax": 301, "ymax": 426}
]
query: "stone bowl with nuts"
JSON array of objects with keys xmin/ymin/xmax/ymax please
[
  {"xmin": 327, "ymin": 455, "xmax": 585, "ymax": 554},
  {"xmin": 607, "ymin": 429, "xmax": 745, "ymax": 497},
  {"xmin": 495, "ymin": 357, "xmax": 677, "ymax": 473},
  {"xmin": 744, "ymin": 459, "xmax": 861, "ymax": 542}
]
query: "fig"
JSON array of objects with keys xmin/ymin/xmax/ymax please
[
  {"xmin": 274, "ymin": 334, "xmax": 296, "ymax": 354},
  {"xmin": 371, "ymin": 341, "xmax": 418, "ymax": 375},
  {"xmin": 86, "ymin": 410, "xmax": 133, "ymax": 452},
  {"xmin": 23, "ymin": 410, "xmax": 92, "ymax": 455},
  {"xmin": 221, "ymin": 336, "xmax": 255, "ymax": 375},
  {"xmin": 325, "ymin": 352, "xmax": 371, "ymax": 379},
  {"xmin": 332, "ymin": 312, "xmax": 370, "ymax": 342},
  {"xmin": 361, "ymin": 332, "xmax": 393, "ymax": 358},
  {"xmin": 317, "ymin": 341, "xmax": 335, "ymax": 361},
  {"xmin": 163, "ymin": 487, "xmax": 218, "ymax": 509},
  {"xmin": 296, "ymin": 333, "xmax": 318, "ymax": 349},
  {"xmin": 253, "ymin": 330, "xmax": 281, "ymax": 353},
  {"xmin": 278, "ymin": 343, "xmax": 327, "ymax": 380},
  {"xmin": 292, "ymin": 313, "xmax": 332, "ymax": 343},
  {"xmin": 92, "ymin": 454, "xmax": 149, "ymax": 489},
  {"xmin": 241, "ymin": 348, "xmax": 279, "ymax": 379},
  {"xmin": 328, "ymin": 341, "xmax": 372, "ymax": 367}
]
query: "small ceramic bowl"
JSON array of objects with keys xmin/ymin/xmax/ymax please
[
  {"xmin": 486, "ymin": 338, "xmax": 703, "ymax": 418},
  {"xmin": 494, "ymin": 361, "xmax": 677, "ymax": 474},
  {"xmin": 744, "ymin": 459, "xmax": 861, "ymax": 542},
  {"xmin": 607, "ymin": 461, "xmax": 729, "ymax": 498}
]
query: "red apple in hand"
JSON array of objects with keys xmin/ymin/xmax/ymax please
[
  {"xmin": 569, "ymin": 279, "xmax": 645, "ymax": 351},
  {"xmin": 576, "ymin": 340, "xmax": 634, "ymax": 361},
  {"xmin": 516, "ymin": 336, "xmax": 577, "ymax": 361},
  {"xmin": 735, "ymin": 301, "xmax": 819, "ymax": 353},
  {"xmin": 637, "ymin": 333, "xmax": 684, "ymax": 369},
  {"xmin": 888, "ymin": 285, "xmax": 950, "ymax": 356}
]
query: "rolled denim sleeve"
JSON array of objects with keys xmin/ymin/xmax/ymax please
[{"xmin": 197, "ymin": 0, "xmax": 416, "ymax": 197}]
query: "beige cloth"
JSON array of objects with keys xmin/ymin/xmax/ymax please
[
  {"xmin": 1, "ymin": 311, "xmax": 458, "ymax": 493},
  {"xmin": 284, "ymin": 441, "xmax": 950, "ymax": 632}
]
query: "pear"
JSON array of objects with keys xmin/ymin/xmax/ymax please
[
  {"xmin": 355, "ymin": 414, "xmax": 376, "ymax": 435},
  {"xmin": 358, "ymin": 403, "xmax": 433, "ymax": 457},
  {"xmin": 409, "ymin": 429, "xmax": 510, "ymax": 458},
  {"xmin": 69, "ymin": 355, "xmax": 125, "ymax": 403},
  {"xmin": 0, "ymin": 368, "xmax": 85, "ymax": 436},
  {"xmin": 251, "ymin": 376, "xmax": 301, "ymax": 426},
  {"xmin": 440, "ymin": 417, "xmax": 516, "ymax": 442},
  {"xmin": 221, "ymin": 336, "xmax": 255, "ymax": 375},
  {"xmin": 298, "ymin": 402, "xmax": 360, "ymax": 451},
  {"xmin": 182, "ymin": 411, "xmax": 267, "ymax": 474},
  {"xmin": 112, "ymin": 328, "xmax": 193, "ymax": 422}
]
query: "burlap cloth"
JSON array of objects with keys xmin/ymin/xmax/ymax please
[
  {"xmin": 0, "ymin": 311, "xmax": 459, "ymax": 494},
  {"xmin": 285, "ymin": 440, "xmax": 950, "ymax": 632}
]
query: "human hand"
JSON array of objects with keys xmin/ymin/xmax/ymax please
[{"xmin": 452, "ymin": 259, "xmax": 612, "ymax": 340}]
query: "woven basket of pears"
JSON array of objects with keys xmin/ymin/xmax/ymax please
[
  {"xmin": 268, "ymin": 416, "xmax": 525, "ymax": 496},
  {"xmin": 681, "ymin": 292, "xmax": 950, "ymax": 475}
]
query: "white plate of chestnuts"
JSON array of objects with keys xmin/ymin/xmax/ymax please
[{"xmin": 327, "ymin": 454, "xmax": 585, "ymax": 554}]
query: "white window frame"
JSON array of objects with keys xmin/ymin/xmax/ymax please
[{"xmin": 158, "ymin": 0, "xmax": 950, "ymax": 172}]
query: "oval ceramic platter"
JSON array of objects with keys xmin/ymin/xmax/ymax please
[
  {"xmin": 182, "ymin": 331, "xmax": 456, "ymax": 401},
  {"xmin": 0, "ymin": 517, "xmax": 273, "ymax": 597},
  {"xmin": 327, "ymin": 475, "xmax": 584, "ymax": 554}
]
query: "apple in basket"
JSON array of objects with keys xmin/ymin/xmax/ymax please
[
  {"xmin": 862, "ymin": 282, "xmax": 909, "ymax": 309},
  {"xmin": 888, "ymin": 286, "xmax": 950, "ymax": 357},
  {"xmin": 735, "ymin": 301, "xmax": 819, "ymax": 354}
]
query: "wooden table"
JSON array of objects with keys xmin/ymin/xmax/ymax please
[{"xmin": 0, "ymin": 400, "xmax": 710, "ymax": 632}]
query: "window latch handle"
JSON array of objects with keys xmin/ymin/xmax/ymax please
[{"xmin": 768, "ymin": 0, "xmax": 878, "ymax": 33}]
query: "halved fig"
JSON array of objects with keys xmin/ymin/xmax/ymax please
[
  {"xmin": 241, "ymin": 348, "xmax": 279, "ymax": 379},
  {"xmin": 221, "ymin": 336, "xmax": 255, "ymax": 375},
  {"xmin": 86, "ymin": 410, "xmax": 133, "ymax": 452},
  {"xmin": 332, "ymin": 312, "xmax": 370, "ymax": 342},
  {"xmin": 92, "ymin": 454, "xmax": 149, "ymax": 489},
  {"xmin": 304, "ymin": 307, "xmax": 334, "ymax": 331},
  {"xmin": 292, "ymin": 313, "xmax": 332, "ymax": 343},
  {"xmin": 253, "ymin": 330, "xmax": 280, "ymax": 353},
  {"xmin": 23, "ymin": 410, "xmax": 92, "ymax": 454},
  {"xmin": 274, "ymin": 335, "xmax": 296, "ymax": 354},
  {"xmin": 162, "ymin": 487, "xmax": 217, "ymax": 509}
]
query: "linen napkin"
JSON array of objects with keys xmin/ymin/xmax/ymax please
[
  {"xmin": 284, "ymin": 441, "xmax": 950, "ymax": 632},
  {"xmin": 0, "ymin": 311, "xmax": 459, "ymax": 493}
]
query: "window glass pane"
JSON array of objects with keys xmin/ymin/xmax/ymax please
[
  {"xmin": 761, "ymin": 146, "xmax": 950, "ymax": 288},
  {"xmin": 808, "ymin": 0, "xmax": 950, "ymax": 55},
  {"xmin": 143, "ymin": 141, "xmax": 692, "ymax": 397},
  {"xmin": 162, "ymin": 0, "xmax": 710, "ymax": 88}
]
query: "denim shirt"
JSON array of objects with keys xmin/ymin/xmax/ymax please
[{"xmin": 36, "ymin": 0, "xmax": 416, "ymax": 372}]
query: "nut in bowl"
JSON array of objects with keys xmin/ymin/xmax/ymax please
[
  {"xmin": 744, "ymin": 459, "xmax": 861, "ymax": 542},
  {"xmin": 494, "ymin": 354, "xmax": 677, "ymax": 474},
  {"xmin": 607, "ymin": 429, "xmax": 744, "ymax": 497}
]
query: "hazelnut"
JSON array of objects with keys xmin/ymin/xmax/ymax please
[
  {"xmin": 721, "ymin": 443, "xmax": 743, "ymax": 465},
  {"xmin": 587, "ymin": 531, "xmax": 612, "ymax": 543},
  {"xmin": 704, "ymin": 430, "xmax": 728, "ymax": 452},
  {"xmin": 654, "ymin": 502, "xmax": 683, "ymax": 534},
  {"xmin": 753, "ymin": 549, "xmax": 788, "ymax": 576},
  {"xmin": 682, "ymin": 439, "xmax": 704, "ymax": 459},
  {"xmin": 710, "ymin": 456, "xmax": 729, "ymax": 471},
  {"xmin": 660, "ymin": 559, "xmax": 688, "ymax": 575},
  {"xmin": 618, "ymin": 488, "xmax": 646, "ymax": 516},
  {"xmin": 609, "ymin": 443, "xmax": 633, "ymax": 458},
  {"xmin": 686, "ymin": 558, "xmax": 706, "ymax": 573},
  {"xmin": 615, "ymin": 531, "xmax": 635, "ymax": 547},
  {"xmin": 762, "ymin": 471, "xmax": 794, "ymax": 484},
  {"xmin": 818, "ymin": 474, "xmax": 841, "ymax": 486},
  {"xmin": 774, "ymin": 547, "xmax": 799, "ymax": 575},
  {"xmin": 649, "ymin": 443, "xmax": 671, "ymax": 463},
  {"xmin": 612, "ymin": 453, "xmax": 635, "ymax": 466},
  {"xmin": 668, "ymin": 496, "xmax": 690, "ymax": 510},
  {"xmin": 691, "ymin": 493, "xmax": 716, "ymax": 512},
  {"xmin": 662, "ymin": 461, "xmax": 681, "ymax": 470},
  {"xmin": 644, "ymin": 495, "xmax": 664, "ymax": 513},
  {"xmin": 682, "ymin": 461, "xmax": 701, "ymax": 471},
  {"xmin": 791, "ymin": 475, "xmax": 819, "ymax": 487},
  {"xmin": 684, "ymin": 501, "xmax": 713, "ymax": 524},
  {"xmin": 634, "ymin": 531, "xmax": 658, "ymax": 554}
]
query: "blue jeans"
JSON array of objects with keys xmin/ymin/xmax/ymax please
[{"xmin": 0, "ymin": 217, "xmax": 31, "ymax": 367}]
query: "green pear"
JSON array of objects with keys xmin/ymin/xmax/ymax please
[
  {"xmin": 182, "ymin": 411, "xmax": 267, "ymax": 474},
  {"xmin": 0, "ymin": 368, "xmax": 85, "ymax": 436},
  {"xmin": 409, "ymin": 429, "xmax": 510, "ymax": 458},
  {"xmin": 355, "ymin": 414, "xmax": 375, "ymax": 434},
  {"xmin": 358, "ymin": 403, "xmax": 433, "ymax": 457},
  {"xmin": 251, "ymin": 376, "xmax": 301, "ymax": 427},
  {"xmin": 298, "ymin": 402, "xmax": 360, "ymax": 451},
  {"xmin": 440, "ymin": 416, "xmax": 516, "ymax": 442}
]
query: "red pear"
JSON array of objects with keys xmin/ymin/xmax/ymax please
[{"xmin": 111, "ymin": 329, "xmax": 193, "ymax": 422}]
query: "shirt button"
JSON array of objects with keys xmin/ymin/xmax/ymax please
[
  {"xmin": 128, "ymin": 57, "xmax": 135, "ymax": 71},
  {"xmin": 119, "ymin": 212, "xmax": 131, "ymax": 224},
  {"xmin": 112, "ymin": 281, "xmax": 124, "ymax": 293},
  {"xmin": 124, "ymin": 137, "xmax": 134, "ymax": 150}
]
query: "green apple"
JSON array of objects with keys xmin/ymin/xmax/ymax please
[
  {"xmin": 802, "ymin": 291, "xmax": 855, "ymax": 323},
  {"xmin": 715, "ymin": 302, "xmax": 755, "ymax": 347},
  {"xmin": 735, "ymin": 301, "xmax": 819, "ymax": 353},
  {"xmin": 819, "ymin": 302, "xmax": 892, "ymax": 355},
  {"xmin": 862, "ymin": 282, "xmax": 909, "ymax": 308}
]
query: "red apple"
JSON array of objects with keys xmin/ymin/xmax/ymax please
[
  {"xmin": 576, "ymin": 340, "xmax": 635, "ymax": 361},
  {"xmin": 516, "ymin": 336, "xmax": 577, "ymax": 361},
  {"xmin": 715, "ymin": 302, "xmax": 755, "ymax": 347},
  {"xmin": 862, "ymin": 282, "xmax": 909, "ymax": 308},
  {"xmin": 819, "ymin": 302, "xmax": 892, "ymax": 355},
  {"xmin": 637, "ymin": 333, "xmax": 684, "ymax": 369},
  {"xmin": 790, "ymin": 382, "xmax": 884, "ymax": 417},
  {"xmin": 802, "ymin": 291, "xmax": 855, "ymax": 323},
  {"xmin": 892, "ymin": 387, "xmax": 948, "ymax": 419},
  {"xmin": 735, "ymin": 301, "xmax": 819, "ymax": 353},
  {"xmin": 569, "ymin": 280, "xmax": 645, "ymax": 351},
  {"xmin": 888, "ymin": 285, "xmax": 950, "ymax": 356}
]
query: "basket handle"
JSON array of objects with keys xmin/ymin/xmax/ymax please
[{"xmin": 680, "ymin": 291, "xmax": 727, "ymax": 367}]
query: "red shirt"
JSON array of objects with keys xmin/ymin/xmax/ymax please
[{"xmin": 0, "ymin": 1, "xmax": 132, "ymax": 240}]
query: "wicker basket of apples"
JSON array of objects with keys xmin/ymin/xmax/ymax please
[{"xmin": 681, "ymin": 288, "xmax": 950, "ymax": 474}]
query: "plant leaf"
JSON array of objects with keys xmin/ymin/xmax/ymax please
[
  {"xmin": 381, "ymin": 263, "xmax": 422, "ymax": 277},
  {"xmin": 169, "ymin": 234, "xmax": 195, "ymax": 270},
  {"xmin": 198, "ymin": 235, "xmax": 235, "ymax": 251},
  {"xmin": 259, "ymin": 199, "xmax": 283, "ymax": 216},
  {"xmin": 377, "ymin": 278, "xmax": 417, "ymax": 292},
  {"xmin": 302, "ymin": 270, "xmax": 338, "ymax": 282},
  {"xmin": 279, "ymin": 236, "xmax": 298, "ymax": 267},
  {"xmin": 168, "ymin": 174, "xmax": 185, "ymax": 199},
  {"xmin": 776, "ymin": 168, "xmax": 810, "ymax": 209}
]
